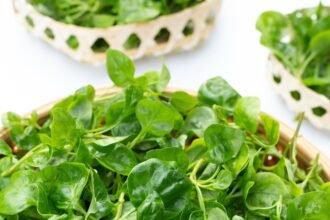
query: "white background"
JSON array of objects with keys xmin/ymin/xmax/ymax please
[{"xmin": 0, "ymin": 0, "xmax": 329, "ymax": 157}]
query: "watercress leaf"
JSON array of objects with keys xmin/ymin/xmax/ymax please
[
  {"xmin": 260, "ymin": 113, "xmax": 280, "ymax": 145},
  {"xmin": 106, "ymin": 49, "xmax": 135, "ymax": 87},
  {"xmin": 208, "ymin": 207, "xmax": 230, "ymax": 220},
  {"xmin": 1, "ymin": 112, "xmax": 22, "ymax": 128},
  {"xmin": 186, "ymin": 138, "xmax": 207, "ymax": 164},
  {"xmin": 205, "ymin": 124, "xmax": 245, "ymax": 164},
  {"xmin": 0, "ymin": 140, "xmax": 12, "ymax": 156},
  {"xmin": 37, "ymin": 162, "xmax": 89, "ymax": 213},
  {"xmin": 310, "ymin": 30, "xmax": 330, "ymax": 56},
  {"xmin": 118, "ymin": 0, "xmax": 160, "ymax": 24},
  {"xmin": 286, "ymin": 191, "xmax": 330, "ymax": 220},
  {"xmin": 92, "ymin": 14, "xmax": 115, "ymax": 28},
  {"xmin": 50, "ymin": 108, "xmax": 81, "ymax": 148},
  {"xmin": 256, "ymin": 11, "xmax": 287, "ymax": 38},
  {"xmin": 170, "ymin": 91, "xmax": 198, "ymax": 113},
  {"xmin": 127, "ymin": 159, "xmax": 191, "ymax": 219},
  {"xmin": 244, "ymin": 172, "xmax": 288, "ymax": 215},
  {"xmin": 183, "ymin": 106, "xmax": 218, "ymax": 137},
  {"xmin": 136, "ymin": 99, "xmax": 175, "ymax": 136},
  {"xmin": 198, "ymin": 77, "xmax": 241, "ymax": 108},
  {"xmin": 0, "ymin": 170, "xmax": 38, "ymax": 215},
  {"xmin": 146, "ymin": 147, "xmax": 189, "ymax": 171},
  {"xmin": 9, "ymin": 125, "xmax": 40, "ymax": 150},
  {"xmin": 89, "ymin": 135, "xmax": 129, "ymax": 147},
  {"xmin": 95, "ymin": 144, "xmax": 137, "ymax": 176},
  {"xmin": 137, "ymin": 191, "xmax": 165, "ymax": 220},
  {"xmin": 212, "ymin": 169, "xmax": 233, "ymax": 190},
  {"xmin": 158, "ymin": 65, "xmax": 171, "ymax": 92},
  {"xmin": 225, "ymin": 144, "xmax": 249, "ymax": 177},
  {"xmin": 234, "ymin": 97, "xmax": 260, "ymax": 133},
  {"xmin": 86, "ymin": 169, "xmax": 115, "ymax": 219}
]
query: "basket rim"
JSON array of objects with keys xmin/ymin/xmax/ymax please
[
  {"xmin": 16, "ymin": 0, "xmax": 217, "ymax": 31},
  {"xmin": 1, "ymin": 86, "xmax": 329, "ymax": 180},
  {"xmin": 269, "ymin": 55, "xmax": 330, "ymax": 103}
]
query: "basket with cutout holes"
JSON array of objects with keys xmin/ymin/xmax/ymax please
[
  {"xmin": 1, "ymin": 87, "xmax": 329, "ymax": 181},
  {"xmin": 267, "ymin": 55, "xmax": 330, "ymax": 131},
  {"xmin": 13, "ymin": 0, "xmax": 221, "ymax": 64}
]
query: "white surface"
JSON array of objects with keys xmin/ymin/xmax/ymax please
[{"xmin": 0, "ymin": 0, "xmax": 329, "ymax": 158}]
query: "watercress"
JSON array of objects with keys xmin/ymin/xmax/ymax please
[
  {"xmin": 0, "ymin": 49, "xmax": 329, "ymax": 219},
  {"xmin": 257, "ymin": 4, "xmax": 330, "ymax": 99},
  {"xmin": 28, "ymin": 0, "xmax": 204, "ymax": 28}
]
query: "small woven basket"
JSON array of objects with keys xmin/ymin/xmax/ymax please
[
  {"xmin": 1, "ymin": 87, "xmax": 329, "ymax": 180},
  {"xmin": 13, "ymin": 0, "xmax": 221, "ymax": 64},
  {"xmin": 267, "ymin": 55, "xmax": 330, "ymax": 131}
]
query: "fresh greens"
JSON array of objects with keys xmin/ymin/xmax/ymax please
[
  {"xmin": 28, "ymin": 0, "xmax": 204, "ymax": 28},
  {"xmin": 0, "ymin": 49, "xmax": 329, "ymax": 219},
  {"xmin": 257, "ymin": 4, "xmax": 330, "ymax": 99}
]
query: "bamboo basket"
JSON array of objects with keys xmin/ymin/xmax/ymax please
[
  {"xmin": 0, "ymin": 87, "xmax": 329, "ymax": 180},
  {"xmin": 13, "ymin": 0, "xmax": 221, "ymax": 64},
  {"xmin": 267, "ymin": 55, "xmax": 330, "ymax": 131}
]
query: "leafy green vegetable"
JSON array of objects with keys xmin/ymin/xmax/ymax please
[
  {"xmin": 257, "ymin": 5, "xmax": 330, "ymax": 99},
  {"xmin": 28, "ymin": 0, "xmax": 204, "ymax": 28},
  {"xmin": 0, "ymin": 49, "xmax": 329, "ymax": 219}
]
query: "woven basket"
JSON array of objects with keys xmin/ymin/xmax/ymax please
[
  {"xmin": 1, "ymin": 87, "xmax": 329, "ymax": 180},
  {"xmin": 267, "ymin": 55, "xmax": 330, "ymax": 131},
  {"xmin": 13, "ymin": 0, "xmax": 221, "ymax": 64}
]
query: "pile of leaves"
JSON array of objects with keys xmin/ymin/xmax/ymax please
[
  {"xmin": 27, "ymin": 0, "xmax": 203, "ymax": 27},
  {"xmin": 0, "ymin": 50, "xmax": 329, "ymax": 220},
  {"xmin": 257, "ymin": 4, "xmax": 330, "ymax": 99}
]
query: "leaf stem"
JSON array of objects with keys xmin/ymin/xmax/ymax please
[
  {"xmin": 2, "ymin": 144, "xmax": 46, "ymax": 177},
  {"xmin": 128, "ymin": 130, "xmax": 146, "ymax": 149},
  {"xmin": 189, "ymin": 159, "xmax": 207, "ymax": 220},
  {"xmin": 114, "ymin": 192, "xmax": 125, "ymax": 220}
]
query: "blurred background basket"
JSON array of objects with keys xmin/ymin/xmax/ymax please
[
  {"xmin": 267, "ymin": 55, "xmax": 330, "ymax": 131},
  {"xmin": 13, "ymin": 0, "xmax": 221, "ymax": 64}
]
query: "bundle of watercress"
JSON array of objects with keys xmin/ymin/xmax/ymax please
[
  {"xmin": 0, "ymin": 50, "xmax": 329, "ymax": 219},
  {"xmin": 257, "ymin": 3, "xmax": 330, "ymax": 99},
  {"xmin": 27, "ymin": 0, "xmax": 203, "ymax": 28}
]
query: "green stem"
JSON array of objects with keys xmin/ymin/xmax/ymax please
[
  {"xmin": 128, "ymin": 130, "xmax": 146, "ymax": 149},
  {"xmin": 114, "ymin": 192, "xmax": 125, "ymax": 220},
  {"xmin": 197, "ymin": 166, "xmax": 220, "ymax": 185},
  {"xmin": 119, "ymin": 208, "xmax": 135, "ymax": 220},
  {"xmin": 296, "ymin": 53, "xmax": 316, "ymax": 78},
  {"xmin": 301, "ymin": 154, "xmax": 320, "ymax": 189},
  {"xmin": 189, "ymin": 159, "xmax": 207, "ymax": 220},
  {"xmin": 2, "ymin": 144, "xmax": 46, "ymax": 177}
]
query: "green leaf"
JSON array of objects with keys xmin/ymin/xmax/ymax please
[
  {"xmin": 260, "ymin": 113, "xmax": 280, "ymax": 145},
  {"xmin": 1, "ymin": 112, "xmax": 22, "ymax": 128},
  {"xmin": 0, "ymin": 170, "xmax": 38, "ymax": 215},
  {"xmin": 170, "ymin": 91, "xmax": 198, "ymax": 113},
  {"xmin": 37, "ymin": 163, "xmax": 89, "ymax": 214},
  {"xmin": 310, "ymin": 30, "xmax": 330, "ymax": 56},
  {"xmin": 95, "ymin": 144, "xmax": 137, "ymax": 176},
  {"xmin": 146, "ymin": 147, "xmax": 189, "ymax": 171},
  {"xmin": 136, "ymin": 99, "xmax": 175, "ymax": 136},
  {"xmin": 50, "ymin": 108, "xmax": 80, "ymax": 148},
  {"xmin": 137, "ymin": 191, "xmax": 164, "ymax": 220},
  {"xmin": 208, "ymin": 208, "xmax": 230, "ymax": 220},
  {"xmin": 90, "ymin": 136, "xmax": 129, "ymax": 147},
  {"xmin": 234, "ymin": 97, "xmax": 260, "ymax": 133},
  {"xmin": 198, "ymin": 77, "xmax": 241, "ymax": 108},
  {"xmin": 106, "ymin": 49, "xmax": 135, "ymax": 87},
  {"xmin": 287, "ymin": 191, "xmax": 330, "ymax": 220},
  {"xmin": 244, "ymin": 172, "xmax": 288, "ymax": 215},
  {"xmin": 0, "ymin": 140, "xmax": 12, "ymax": 156},
  {"xmin": 86, "ymin": 169, "xmax": 115, "ymax": 219},
  {"xmin": 184, "ymin": 106, "xmax": 218, "ymax": 137},
  {"xmin": 127, "ymin": 159, "xmax": 191, "ymax": 219},
  {"xmin": 205, "ymin": 124, "xmax": 245, "ymax": 164}
]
